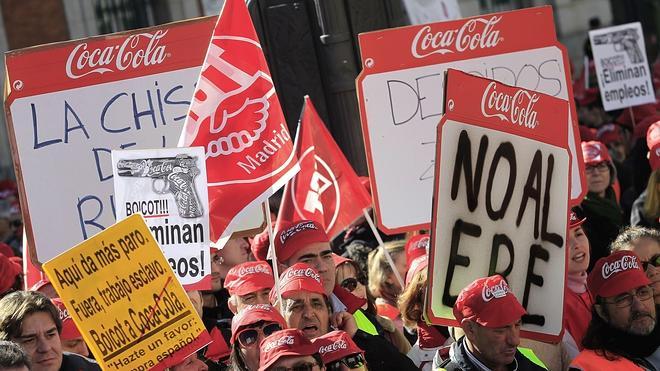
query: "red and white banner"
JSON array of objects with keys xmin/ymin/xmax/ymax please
[
  {"xmin": 179, "ymin": 0, "xmax": 299, "ymax": 242},
  {"xmin": 277, "ymin": 96, "xmax": 372, "ymax": 239}
]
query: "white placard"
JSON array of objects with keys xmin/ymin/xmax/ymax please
[{"xmin": 403, "ymin": 0, "xmax": 461, "ymax": 24}]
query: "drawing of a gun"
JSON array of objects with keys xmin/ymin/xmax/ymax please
[
  {"xmin": 117, "ymin": 155, "xmax": 203, "ymax": 218},
  {"xmin": 593, "ymin": 28, "xmax": 643, "ymax": 64}
]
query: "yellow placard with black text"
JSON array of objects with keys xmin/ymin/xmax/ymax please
[{"xmin": 43, "ymin": 214, "xmax": 210, "ymax": 371}]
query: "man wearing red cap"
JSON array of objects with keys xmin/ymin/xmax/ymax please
[
  {"xmin": 225, "ymin": 261, "xmax": 275, "ymax": 313},
  {"xmin": 258, "ymin": 329, "xmax": 323, "ymax": 371},
  {"xmin": 438, "ymin": 275, "xmax": 545, "ymax": 371},
  {"xmin": 312, "ymin": 330, "xmax": 366, "ymax": 371},
  {"xmin": 569, "ymin": 251, "xmax": 658, "ymax": 370}
]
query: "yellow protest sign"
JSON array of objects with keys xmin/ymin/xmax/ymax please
[{"xmin": 43, "ymin": 214, "xmax": 210, "ymax": 371}]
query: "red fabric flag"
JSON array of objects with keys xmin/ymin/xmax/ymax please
[
  {"xmin": 179, "ymin": 0, "xmax": 299, "ymax": 242},
  {"xmin": 277, "ymin": 96, "xmax": 372, "ymax": 239}
]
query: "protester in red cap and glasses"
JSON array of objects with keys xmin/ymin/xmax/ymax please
[
  {"xmin": 225, "ymin": 261, "xmax": 275, "ymax": 313},
  {"xmin": 580, "ymin": 141, "xmax": 625, "ymax": 269},
  {"xmin": 569, "ymin": 251, "xmax": 658, "ymax": 371},
  {"xmin": 312, "ymin": 330, "xmax": 367, "ymax": 371},
  {"xmin": 258, "ymin": 329, "xmax": 324, "ymax": 371},
  {"xmin": 561, "ymin": 207, "xmax": 595, "ymax": 363},
  {"xmin": 630, "ymin": 121, "xmax": 660, "ymax": 229},
  {"xmin": 437, "ymin": 275, "xmax": 545, "ymax": 371},
  {"xmin": 50, "ymin": 299, "xmax": 89, "ymax": 358},
  {"xmin": 229, "ymin": 304, "xmax": 287, "ymax": 371},
  {"xmin": 611, "ymin": 226, "xmax": 660, "ymax": 306},
  {"xmin": 272, "ymin": 263, "xmax": 417, "ymax": 370}
]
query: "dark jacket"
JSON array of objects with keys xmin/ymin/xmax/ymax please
[
  {"xmin": 437, "ymin": 337, "xmax": 546, "ymax": 371},
  {"xmin": 630, "ymin": 190, "xmax": 660, "ymax": 229},
  {"xmin": 60, "ymin": 352, "xmax": 101, "ymax": 371},
  {"xmin": 351, "ymin": 329, "xmax": 418, "ymax": 371}
]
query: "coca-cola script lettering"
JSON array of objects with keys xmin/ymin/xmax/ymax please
[
  {"xmin": 238, "ymin": 263, "xmax": 270, "ymax": 276},
  {"xmin": 480, "ymin": 81, "xmax": 540, "ymax": 128},
  {"xmin": 262, "ymin": 335, "xmax": 295, "ymax": 352},
  {"xmin": 318, "ymin": 340, "xmax": 348, "ymax": 354},
  {"xmin": 411, "ymin": 16, "xmax": 502, "ymax": 58},
  {"xmin": 284, "ymin": 268, "xmax": 321, "ymax": 283},
  {"xmin": 66, "ymin": 30, "xmax": 168, "ymax": 79},
  {"xmin": 481, "ymin": 280, "xmax": 510, "ymax": 302},
  {"xmin": 602, "ymin": 255, "xmax": 639, "ymax": 279}
]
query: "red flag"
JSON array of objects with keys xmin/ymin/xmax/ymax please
[
  {"xmin": 179, "ymin": 0, "xmax": 299, "ymax": 242},
  {"xmin": 277, "ymin": 96, "xmax": 372, "ymax": 239}
]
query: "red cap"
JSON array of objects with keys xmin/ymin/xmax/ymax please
[
  {"xmin": 647, "ymin": 121, "xmax": 660, "ymax": 171},
  {"xmin": 225, "ymin": 261, "xmax": 274, "ymax": 296},
  {"xmin": 453, "ymin": 275, "xmax": 526, "ymax": 328},
  {"xmin": 230, "ymin": 304, "xmax": 287, "ymax": 344},
  {"xmin": 251, "ymin": 226, "xmax": 271, "ymax": 261},
  {"xmin": 275, "ymin": 220, "xmax": 329, "ymax": 262},
  {"xmin": 405, "ymin": 255, "xmax": 428, "ymax": 287},
  {"xmin": 588, "ymin": 251, "xmax": 651, "ymax": 298},
  {"xmin": 579, "ymin": 125, "xmax": 598, "ymax": 142},
  {"xmin": 596, "ymin": 124, "xmax": 622, "ymax": 145},
  {"xmin": 332, "ymin": 253, "xmax": 352, "ymax": 268},
  {"xmin": 569, "ymin": 209, "xmax": 586, "ymax": 229},
  {"xmin": 271, "ymin": 263, "xmax": 326, "ymax": 303},
  {"xmin": 0, "ymin": 253, "xmax": 21, "ymax": 294},
  {"xmin": 206, "ymin": 327, "xmax": 231, "ymax": 361},
  {"xmin": 405, "ymin": 235, "xmax": 429, "ymax": 267},
  {"xmin": 312, "ymin": 330, "xmax": 364, "ymax": 365},
  {"xmin": 581, "ymin": 141, "xmax": 611, "ymax": 165},
  {"xmin": 51, "ymin": 299, "xmax": 83, "ymax": 341},
  {"xmin": 30, "ymin": 277, "xmax": 51, "ymax": 292},
  {"xmin": 259, "ymin": 329, "xmax": 318, "ymax": 371}
]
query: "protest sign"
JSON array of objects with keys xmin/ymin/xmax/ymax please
[
  {"xmin": 402, "ymin": 0, "xmax": 461, "ymax": 24},
  {"xmin": 426, "ymin": 69, "xmax": 570, "ymax": 341},
  {"xmin": 356, "ymin": 6, "xmax": 584, "ymax": 234},
  {"xmin": 277, "ymin": 96, "xmax": 372, "ymax": 239},
  {"xmin": 4, "ymin": 17, "xmax": 216, "ymax": 264},
  {"xmin": 589, "ymin": 22, "xmax": 656, "ymax": 112},
  {"xmin": 179, "ymin": 0, "xmax": 299, "ymax": 243},
  {"xmin": 112, "ymin": 147, "xmax": 210, "ymax": 290},
  {"xmin": 42, "ymin": 214, "xmax": 210, "ymax": 370}
]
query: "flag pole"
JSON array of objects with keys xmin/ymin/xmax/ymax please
[
  {"xmin": 362, "ymin": 208, "xmax": 405, "ymax": 288},
  {"xmin": 265, "ymin": 201, "xmax": 283, "ymax": 307}
]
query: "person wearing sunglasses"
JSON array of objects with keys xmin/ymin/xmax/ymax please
[
  {"xmin": 258, "ymin": 329, "xmax": 325, "ymax": 371},
  {"xmin": 611, "ymin": 226, "xmax": 660, "ymax": 305},
  {"xmin": 313, "ymin": 331, "xmax": 367, "ymax": 371},
  {"xmin": 225, "ymin": 261, "xmax": 275, "ymax": 313},
  {"xmin": 569, "ymin": 251, "xmax": 658, "ymax": 371},
  {"xmin": 229, "ymin": 304, "xmax": 287, "ymax": 371}
]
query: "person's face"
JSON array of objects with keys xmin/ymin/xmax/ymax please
[
  {"xmin": 285, "ymin": 243, "xmax": 335, "ymax": 295},
  {"xmin": 210, "ymin": 251, "xmax": 224, "ymax": 291},
  {"xmin": 386, "ymin": 252, "xmax": 407, "ymax": 292},
  {"xmin": 335, "ymin": 264, "xmax": 367, "ymax": 301},
  {"xmin": 625, "ymin": 238, "xmax": 660, "ymax": 304},
  {"xmin": 464, "ymin": 320, "xmax": 521, "ymax": 369},
  {"xmin": 61, "ymin": 337, "xmax": 89, "ymax": 357},
  {"xmin": 326, "ymin": 354, "xmax": 367, "ymax": 371},
  {"xmin": 238, "ymin": 321, "xmax": 283, "ymax": 370},
  {"xmin": 598, "ymin": 285, "xmax": 656, "ymax": 336},
  {"xmin": 268, "ymin": 355, "xmax": 321, "ymax": 371},
  {"xmin": 585, "ymin": 161, "xmax": 610, "ymax": 196},
  {"xmin": 568, "ymin": 226, "xmax": 590, "ymax": 274},
  {"xmin": 12, "ymin": 311, "xmax": 63, "ymax": 371},
  {"xmin": 220, "ymin": 238, "xmax": 250, "ymax": 267},
  {"xmin": 171, "ymin": 353, "xmax": 208, "ymax": 371},
  {"xmin": 282, "ymin": 292, "xmax": 330, "ymax": 339},
  {"xmin": 236, "ymin": 288, "xmax": 271, "ymax": 310}
]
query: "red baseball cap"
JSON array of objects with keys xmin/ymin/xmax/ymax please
[
  {"xmin": 453, "ymin": 275, "xmax": 526, "ymax": 328},
  {"xmin": 225, "ymin": 261, "xmax": 274, "ymax": 296},
  {"xmin": 250, "ymin": 227, "xmax": 270, "ymax": 261},
  {"xmin": 405, "ymin": 255, "xmax": 428, "ymax": 287},
  {"xmin": 332, "ymin": 253, "xmax": 352, "ymax": 268},
  {"xmin": 270, "ymin": 263, "xmax": 326, "ymax": 304},
  {"xmin": 0, "ymin": 253, "xmax": 21, "ymax": 294},
  {"xmin": 51, "ymin": 298, "xmax": 83, "ymax": 341},
  {"xmin": 647, "ymin": 121, "xmax": 660, "ymax": 171},
  {"xmin": 259, "ymin": 329, "xmax": 318, "ymax": 371},
  {"xmin": 30, "ymin": 277, "xmax": 51, "ymax": 292},
  {"xmin": 405, "ymin": 235, "xmax": 430, "ymax": 267},
  {"xmin": 275, "ymin": 220, "xmax": 329, "ymax": 262},
  {"xmin": 569, "ymin": 208, "xmax": 586, "ymax": 229},
  {"xmin": 581, "ymin": 141, "xmax": 611, "ymax": 165},
  {"xmin": 579, "ymin": 125, "xmax": 598, "ymax": 142},
  {"xmin": 588, "ymin": 251, "xmax": 651, "ymax": 298},
  {"xmin": 230, "ymin": 304, "xmax": 287, "ymax": 344},
  {"xmin": 312, "ymin": 330, "xmax": 364, "ymax": 365},
  {"xmin": 596, "ymin": 124, "xmax": 622, "ymax": 145}
]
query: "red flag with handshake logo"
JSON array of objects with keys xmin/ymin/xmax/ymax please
[
  {"xmin": 277, "ymin": 96, "xmax": 372, "ymax": 239},
  {"xmin": 179, "ymin": 0, "xmax": 299, "ymax": 242}
]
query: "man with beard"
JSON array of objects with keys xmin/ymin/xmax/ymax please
[{"xmin": 569, "ymin": 251, "xmax": 658, "ymax": 370}]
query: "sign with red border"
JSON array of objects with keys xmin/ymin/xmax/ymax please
[
  {"xmin": 426, "ymin": 69, "xmax": 570, "ymax": 342},
  {"xmin": 356, "ymin": 5, "xmax": 584, "ymax": 234}
]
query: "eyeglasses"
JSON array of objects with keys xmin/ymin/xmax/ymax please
[
  {"xmin": 237, "ymin": 323, "xmax": 282, "ymax": 347},
  {"xmin": 603, "ymin": 286, "xmax": 654, "ymax": 308},
  {"xmin": 340, "ymin": 276, "xmax": 366, "ymax": 293},
  {"xmin": 585, "ymin": 162, "xmax": 609, "ymax": 174},
  {"xmin": 271, "ymin": 361, "xmax": 320, "ymax": 371},
  {"xmin": 327, "ymin": 354, "xmax": 366, "ymax": 371},
  {"xmin": 642, "ymin": 254, "xmax": 660, "ymax": 271}
]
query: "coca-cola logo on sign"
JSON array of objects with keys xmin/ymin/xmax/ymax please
[
  {"xmin": 411, "ymin": 16, "xmax": 502, "ymax": 58},
  {"xmin": 602, "ymin": 255, "xmax": 639, "ymax": 279},
  {"xmin": 480, "ymin": 82, "xmax": 539, "ymax": 128},
  {"xmin": 482, "ymin": 279, "xmax": 510, "ymax": 302},
  {"xmin": 65, "ymin": 30, "xmax": 168, "ymax": 79},
  {"xmin": 318, "ymin": 340, "xmax": 348, "ymax": 354}
]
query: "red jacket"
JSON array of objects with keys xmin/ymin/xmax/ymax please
[{"xmin": 563, "ymin": 288, "xmax": 593, "ymax": 349}]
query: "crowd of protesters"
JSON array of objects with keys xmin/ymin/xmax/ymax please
[{"xmin": 0, "ymin": 18, "xmax": 659, "ymax": 371}]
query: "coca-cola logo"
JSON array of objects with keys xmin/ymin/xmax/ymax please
[
  {"xmin": 482, "ymin": 280, "xmax": 510, "ymax": 302},
  {"xmin": 602, "ymin": 255, "xmax": 639, "ymax": 279},
  {"xmin": 279, "ymin": 221, "xmax": 318, "ymax": 245},
  {"xmin": 411, "ymin": 16, "xmax": 502, "ymax": 58},
  {"xmin": 414, "ymin": 237, "xmax": 430, "ymax": 250},
  {"xmin": 284, "ymin": 268, "xmax": 321, "ymax": 284},
  {"xmin": 237, "ymin": 263, "xmax": 271, "ymax": 277},
  {"xmin": 318, "ymin": 339, "xmax": 348, "ymax": 354},
  {"xmin": 65, "ymin": 30, "xmax": 168, "ymax": 79},
  {"xmin": 58, "ymin": 307, "xmax": 70, "ymax": 321},
  {"xmin": 263, "ymin": 335, "xmax": 295, "ymax": 352},
  {"xmin": 480, "ymin": 82, "xmax": 539, "ymax": 128}
]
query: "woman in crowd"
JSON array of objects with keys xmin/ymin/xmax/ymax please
[
  {"xmin": 229, "ymin": 305, "xmax": 287, "ymax": 371},
  {"xmin": 367, "ymin": 241, "xmax": 407, "ymax": 332}
]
